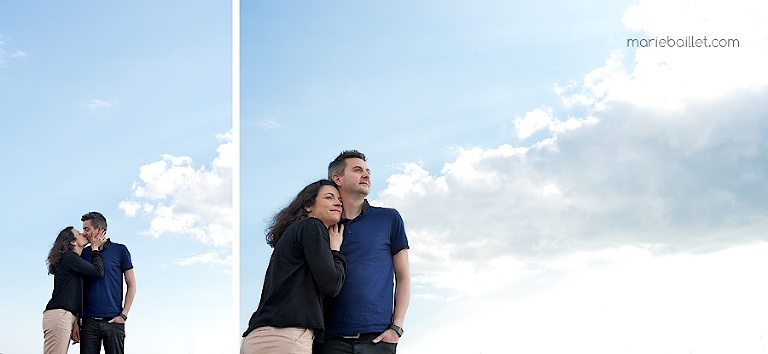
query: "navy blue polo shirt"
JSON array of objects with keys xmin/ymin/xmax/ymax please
[
  {"xmin": 323, "ymin": 200, "xmax": 409, "ymax": 339},
  {"xmin": 81, "ymin": 239, "xmax": 133, "ymax": 318}
]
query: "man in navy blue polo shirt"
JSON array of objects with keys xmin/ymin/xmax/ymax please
[
  {"xmin": 75, "ymin": 211, "xmax": 136, "ymax": 354},
  {"xmin": 319, "ymin": 150, "xmax": 411, "ymax": 354}
]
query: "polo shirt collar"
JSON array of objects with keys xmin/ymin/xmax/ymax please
[
  {"xmin": 100, "ymin": 238, "xmax": 113, "ymax": 251},
  {"xmin": 341, "ymin": 199, "xmax": 370, "ymax": 223}
]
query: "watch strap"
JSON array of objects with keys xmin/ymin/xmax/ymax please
[{"xmin": 389, "ymin": 324, "xmax": 403, "ymax": 337}]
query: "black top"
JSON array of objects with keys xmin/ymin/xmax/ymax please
[
  {"xmin": 243, "ymin": 217, "xmax": 346, "ymax": 340},
  {"xmin": 45, "ymin": 250, "xmax": 104, "ymax": 316}
]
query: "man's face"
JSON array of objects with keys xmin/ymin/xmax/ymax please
[
  {"xmin": 336, "ymin": 158, "xmax": 371, "ymax": 197},
  {"xmin": 82, "ymin": 220, "xmax": 101, "ymax": 242}
]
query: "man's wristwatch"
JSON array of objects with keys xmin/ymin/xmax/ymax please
[
  {"xmin": 119, "ymin": 313, "xmax": 128, "ymax": 321},
  {"xmin": 389, "ymin": 324, "xmax": 404, "ymax": 337}
]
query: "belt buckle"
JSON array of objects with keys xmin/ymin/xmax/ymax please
[{"xmin": 341, "ymin": 333, "xmax": 360, "ymax": 339}]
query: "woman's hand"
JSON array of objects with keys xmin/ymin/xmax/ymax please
[
  {"xmin": 90, "ymin": 229, "xmax": 107, "ymax": 250},
  {"xmin": 71, "ymin": 321, "xmax": 80, "ymax": 344},
  {"xmin": 328, "ymin": 223, "xmax": 344, "ymax": 251}
]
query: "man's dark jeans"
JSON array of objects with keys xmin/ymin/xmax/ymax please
[
  {"xmin": 80, "ymin": 318, "xmax": 125, "ymax": 354},
  {"xmin": 318, "ymin": 333, "xmax": 397, "ymax": 354}
]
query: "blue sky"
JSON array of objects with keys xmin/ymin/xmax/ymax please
[
  {"xmin": 0, "ymin": 1, "xmax": 233, "ymax": 353},
  {"xmin": 241, "ymin": 0, "xmax": 768, "ymax": 353}
]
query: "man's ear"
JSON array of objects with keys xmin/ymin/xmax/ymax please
[{"xmin": 331, "ymin": 174, "xmax": 342, "ymax": 185}]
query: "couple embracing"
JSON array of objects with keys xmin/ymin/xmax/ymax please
[
  {"xmin": 43, "ymin": 211, "xmax": 136, "ymax": 354},
  {"xmin": 242, "ymin": 150, "xmax": 411, "ymax": 354}
]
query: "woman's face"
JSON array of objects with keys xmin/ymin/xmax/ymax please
[
  {"xmin": 71, "ymin": 228, "xmax": 89, "ymax": 248},
  {"xmin": 307, "ymin": 185, "xmax": 343, "ymax": 227}
]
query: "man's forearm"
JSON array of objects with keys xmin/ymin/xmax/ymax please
[
  {"xmin": 122, "ymin": 269, "xmax": 137, "ymax": 316},
  {"xmin": 122, "ymin": 285, "xmax": 136, "ymax": 315},
  {"xmin": 392, "ymin": 249, "xmax": 411, "ymax": 327},
  {"xmin": 393, "ymin": 279, "xmax": 411, "ymax": 326}
]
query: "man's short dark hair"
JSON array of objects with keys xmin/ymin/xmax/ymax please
[
  {"xmin": 81, "ymin": 211, "xmax": 108, "ymax": 230},
  {"xmin": 328, "ymin": 150, "xmax": 367, "ymax": 179}
]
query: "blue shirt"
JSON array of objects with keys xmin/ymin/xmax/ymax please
[
  {"xmin": 81, "ymin": 239, "xmax": 133, "ymax": 318},
  {"xmin": 323, "ymin": 200, "xmax": 409, "ymax": 338}
]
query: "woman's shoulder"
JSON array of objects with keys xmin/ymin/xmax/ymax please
[
  {"xmin": 61, "ymin": 250, "xmax": 79, "ymax": 260},
  {"xmin": 293, "ymin": 216, "xmax": 324, "ymax": 227},
  {"xmin": 57, "ymin": 251, "xmax": 80, "ymax": 268},
  {"xmin": 286, "ymin": 217, "xmax": 325, "ymax": 236},
  {"xmin": 274, "ymin": 218, "xmax": 324, "ymax": 249}
]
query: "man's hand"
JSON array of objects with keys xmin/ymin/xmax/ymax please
[
  {"xmin": 71, "ymin": 321, "xmax": 80, "ymax": 344},
  {"xmin": 372, "ymin": 329, "xmax": 399, "ymax": 344},
  {"xmin": 108, "ymin": 315, "xmax": 125, "ymax": 324}
]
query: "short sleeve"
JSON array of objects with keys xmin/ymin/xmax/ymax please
[
  {"xmin": 120, "ymin": 245, "xmax": 134, "ymax": 272},
  {"xmin": 389, "ymin": 209, "xmax": 409, "ymax": 255}
]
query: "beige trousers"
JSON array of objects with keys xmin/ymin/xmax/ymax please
[
  {"xmin": 42, "ymin": 309, "xmax": 76, "ymax": 354},
  {"xmin": 241, "ymin": 326, "xmax": 314, "ymax": 354}
]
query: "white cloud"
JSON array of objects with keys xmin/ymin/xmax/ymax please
[
  {"xmin": 120, "ymin": 131, "xmax": 233, "ymax": 265},
  {"xmin": 514, "ymin": 107, "xmax": 554, "ymax": 139},
  {"xmin": 175, "ymin": 250, "xmax": 232, "ymax": 268},
  {"xmin": 258, "ymin": 119, "xmax": 282, "ymax": 130},
  {"xmin": 564, "ymin": 0, "xmax": 768, "ymax": 112},
  {"xmin": 0, "ymin": 35, "xmax": 25, "ymax": 66},
  {"xmin": 540, "ymin": 182, "xmax": 561, "ymax": 197},
  {"xmin": 513, "ymin": 106, "xmax": 599, "ymax": 140},
  {"xmin": 118, "ymin": 200, "xmax": 141, "ymax": 217},
  {"xmin": 377, "ymin": 163, "xmax": 448, "ymax": 203},
  {"xmin": 86, "ymin": 99, "xmax": 113, "ymax": 110}
]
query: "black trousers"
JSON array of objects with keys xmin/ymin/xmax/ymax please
[
  {"xmin": 80, "ymin": 318, "xmax": 125, "ymax": 354},
  {"xmin": 316, "ymin": 333, "xmax": 397, "ymax": 354}
]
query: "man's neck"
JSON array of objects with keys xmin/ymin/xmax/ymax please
[{"xmin": 341, "ymin": 194, "xmax": 366, "ymax": 219}]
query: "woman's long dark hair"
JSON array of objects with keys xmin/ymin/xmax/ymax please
[
  {"xmin": 46, "ymin": 226, "xmax": 75, "ymax": 275},
  {"xmin": 266, "ymin": 179, "xmax": 338, "ymax": 247}
]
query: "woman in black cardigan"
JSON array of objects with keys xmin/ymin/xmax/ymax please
[
  {"xmin": 43, "ymin": 226, "xmax": 105, "ymax": 354},
  {"xmin": 242, "ymin": 179, "xmax": 347, "ymax": 354}
]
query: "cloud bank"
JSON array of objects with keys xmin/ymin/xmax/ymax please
[
  {"xmin": 120, "ymin": 131, "xmax": 233, "ymax": 266},
  {"xmin": 374, "ymin": 0, "xmax": 768, "ymax": 300}
]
